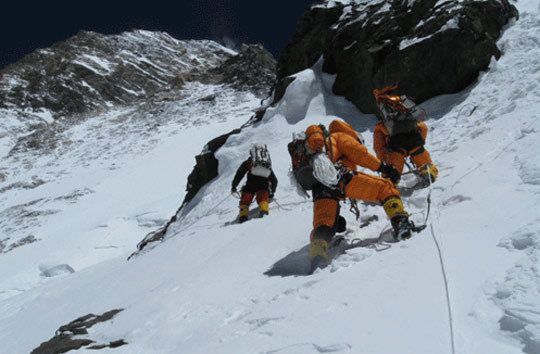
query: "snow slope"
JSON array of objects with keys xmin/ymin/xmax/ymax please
[
  {"xmin": 0, "ymin": 82, "xmax": 260, "ymax": 301},
  {"xmin": 1, "ymin": 1, "xmax": 539, "ymax": 354}
]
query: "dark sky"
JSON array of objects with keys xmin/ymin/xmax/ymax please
[{"xmin": 0, "ymin": 0, "xmax": 315, "ymax": 69}]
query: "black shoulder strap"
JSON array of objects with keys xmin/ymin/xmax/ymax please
[{"xmin": 318, "ymin": 124, "xmax": 334, "ymax": 162}]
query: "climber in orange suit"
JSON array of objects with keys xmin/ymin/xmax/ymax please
[
  {"xmin": 304, "ymin": 120, "xmax": 417, "ymax": 262},
  {"xmin": 373, "ymin": 86, "xmax": 438, "ymax": 186}
]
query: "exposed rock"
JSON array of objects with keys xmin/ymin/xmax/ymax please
[
  {"xmin": 0, "ymin": 30, "xmax": 234, "ymax": 118},
  {"xmin": 272, "ymin": 76, "xmax": 297, "ymax": 107},
  {"xmin": 211, "ymin": 44, "xmax": 277, "ymax": 97},
  {"xmin": 278, "ymin": 5, "xmax": 344, "ymax": 80},
  {"xmin": 0, "ymin": 235, "xmax": 39, "ymax": 254},
  {"xmin": 0, "ymin": 176, "xmax": 45, "ymax": 193},
  {"xmin": 131, "ymin": 128, "xmax": 241, "ymax": 255},
  {"xmin": 184, "ymin": 129, "xmax": 242, "ymax": 204},
  {"xmin": 276, "ymin": 0, "xmax": 518, "ymax": 113},
  {"xmin": 31, "ymin": 309, "xmax": 125, "ymax": 354}
]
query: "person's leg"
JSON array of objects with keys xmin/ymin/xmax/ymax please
[
  {"xmin": 344, "ymin": 172, "xmax": 413, "ymax": 240},
  {"xmin": 309, "ymin": 198, "xmax": 339, "ymax": 261},
  {"xmin": 344, "ymin": 172, "xmax": 400, "ymax": 203},
  {"xmin": 256, "ymin": 190, "xmax": 270, "ymax": 216},
  {"xmin": 238, "ymin": 192, "xmax": 254, "ymax": 222}
]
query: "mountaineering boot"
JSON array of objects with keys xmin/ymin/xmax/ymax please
[
  {"xmin": 417, "ymin": 164, "xmax": 438, "ymax": 188},
  {"xmin": 238, "ymin": 215, "xmax": 248, "ymax": 223},
  {"xmin": 309, "ymin": 238, "xmax": 329, "ymax": 261},
  {"xmin": 259, "ymin": 201, "xmax": 269, "ymax": 218},
  {"xmin": 238, "ymin": 204, "xmax": 249, "ymax": 223},
  {"xmin": 383, "ymin": 196, "xmax": 412, "ymax": 241},
  {"xmin": 309, "ymin": 238, "xmax": 329, "ymax": 272},
  {"xmin": 391, "ymin": 215, "xmax": 413, "ymax": 241},
  {"xmin": 383, "ymin": 196, "xmax": 407, "ymax": 220}
]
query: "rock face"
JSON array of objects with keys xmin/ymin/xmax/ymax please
[
  {"xmin": 0, "ymin": 30, "xmax": 234, "ymax": 118},
  {"xmin": 211, "ymin": 44, "xmax": 277, "ymax": 97},
  {"xmin": 131, "ymin": 128, "xmax": 243, "ymax": 256},
  {"xmin": 31, "ymin": 309, "xmax": 126, "ymax": 353},
  {"xmin": 0, "ymin": 30, "xmax": 277, "ymax": 119},
  {"xmin": 276, "ymin": 0, "xmax": 518, "ymax": 112}
]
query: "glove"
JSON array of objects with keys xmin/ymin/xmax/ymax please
[
  {"xmin": 377, "ymin": 162, "xmax": 400, "ymax": 184},
  {"xmin": 231, "ymin": 186, "xmax": 237, "ymax": 194},
  {"xmin": 269, "ymin": 192, "xmax": 275, "ymax": 200}
]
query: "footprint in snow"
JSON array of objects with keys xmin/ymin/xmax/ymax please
[
  {"xmin": 498, "ymin": 229, "xmax": 537, "ymax": 251},
  {"xmin": 264, "ymin": 342, "xmax": 352, "ymax": 354},
  {"xmin": 442, "ymin": 194, "xmax": 472, "ymax": 206},
  {"xmin": 39, "ymin": 264, "xmax": 75, "ymax": 278}
]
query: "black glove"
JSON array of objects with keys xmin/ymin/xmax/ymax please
[
  {"xmin": 269, "ymin": 191, "xmax": 275, "ymax": 199},
  {"xmin": 377, "ymin": 162, "xmax": 400, "ymax": 184}
]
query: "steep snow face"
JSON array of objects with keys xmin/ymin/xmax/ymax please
[
  {"xmin": 0, "ymin": 81, "xmax": 261, "ymax": 301},
  {"xmin": 1, "ymin": 3, "xmax": 539, "ymax": 354}
]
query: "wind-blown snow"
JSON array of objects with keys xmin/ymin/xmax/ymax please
[{"xmin": 1, "ymin": 1, "xmax": 539, "ymax": 354}]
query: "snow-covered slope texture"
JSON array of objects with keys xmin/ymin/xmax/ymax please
[
  {"xmin": 1, "ymin": 2, "xmax": 539, "ymax": 354},
  {"xmin": 0, "ymin": 29, "xmax": 272, "ymax": 312},
  {"xmin": 0, "ymin": 80, "xmax": 261, "ymax": 302}
]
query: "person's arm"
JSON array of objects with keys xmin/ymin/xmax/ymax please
[
  {"xmin": 337, "ymin": 133, "xmax": 381, "ymax": 172},
  {"xmin": 231, "ymin": 160, "xmax": 249, "ymax": 192},
  {"xmin": 269, "ymin": 170, "xmax": 278, "ymax": 195},
  {"xmin": 373, "ymin": 123, "xmax": 388, "ymax": 160},
  {"xmin": 417, "ymin": 121, "xmax": 428, "ymax": 142}
]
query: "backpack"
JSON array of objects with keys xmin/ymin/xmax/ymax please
[
  {"xmin": 373, "ymin": 86, "xmax": 425, "ymax": 136},
  {"xmin": 374, "ymin": 86, "xmax": 427, "ymax": 152},
  {"xmin": 287, "ymin": 130, "xmax": 342, "ymax": 191},
  {"xmin": 249, "ymin": 144, "xmax": 272, "ymax": 178},
  {"xmin": 378, "ymin": 94, "xmax": 425, "ymax": 136},
  {"xmin": 288, "ymin": 132, "xmax": 318, "ymax": 191}
]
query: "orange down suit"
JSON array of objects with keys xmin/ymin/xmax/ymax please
[
  {"xmin": 305, "ymin": 121, "xmax": 401, "ymax": 239},
  {"xmin": 373, "ymin": 121, "xmax": 433, "ymax": 174}
]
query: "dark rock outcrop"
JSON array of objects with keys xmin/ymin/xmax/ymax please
[
  {"xmin": 276, "ymin": 0, "xmax": 518, "ymax": 112},
  {"xmin": 31, "ymin": 309, "xmax": 126, "ymax": 354},
  {"xmin": 130, "ymin": 128, "xmax": 242, "ymax": 256},
  {"xmin": 212, "ymin": 44, "xmax": 277, "ymax": 97},
  {"xmin": 183, "ymin": 130, "xmax": 241, "ymax": 204}
]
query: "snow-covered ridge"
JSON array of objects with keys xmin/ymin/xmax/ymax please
[{"xmin": 0, "ymin": 29, "xmax": 235, "ymax": 118}]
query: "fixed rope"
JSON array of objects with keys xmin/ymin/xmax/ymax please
[
  {"xmin": 430, "ymin": 223, "xmax": 456, "ymax": 354},
  {"xmin": 425, "ymin": 165, "xmax": 455, "ymax": 354}
]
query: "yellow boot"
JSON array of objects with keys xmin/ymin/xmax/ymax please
[
  {"xmin": 309, "ymin": 238, "xmax": 329, "ymax": 261},
  {"xmin": 383, "ymin": 196, "xmax": 408, "ymax": 219},
  {"xmin": 383, "ymin": 196, "xmax": 413, "ymax": 241},
  {"xmin": 259, "ymin": 201, "xmax": 269, "ymax": 217},
  {"xmin": 238, "ymin": 205, "xmax": 249, "ymax": 223}
]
